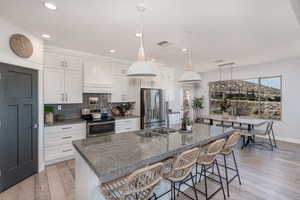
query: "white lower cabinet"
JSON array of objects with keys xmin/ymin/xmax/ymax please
[
  {"xmin": 115, "ymin": 118, "xmax": 140, "ymax": 133},
  {"xmin": 44, "ymin": 123, "xmax": 86, "ymax": 164},
  {"xmin": 169, "ymin": 113, "xmax": 181, "ymax": 125}
]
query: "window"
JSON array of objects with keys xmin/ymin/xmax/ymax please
[{"xmin": 209, "ymin": 76, "xmax": 281, "ymax": 120}]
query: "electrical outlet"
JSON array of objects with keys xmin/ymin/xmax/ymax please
[{"xmin": 58, "ymin": 105, "xmax": 62, "ymax": 110}]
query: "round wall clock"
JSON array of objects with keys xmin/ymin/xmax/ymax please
[{"xmin": 9, "ymin": 34, "xmax": 33, "ymax": 58}]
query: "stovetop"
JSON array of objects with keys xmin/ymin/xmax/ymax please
[{"xmin": 86, "ymin": 117, "xmax": 115, "ymax": 123}]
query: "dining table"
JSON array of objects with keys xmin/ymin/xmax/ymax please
[{"xmin": 200, "ymin": 114, "xmax": 269, "ymax": 148}]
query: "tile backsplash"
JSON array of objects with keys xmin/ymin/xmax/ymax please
[{"xmin": 45, "ymin": 93, "xmax": 112, "ymax": 120}]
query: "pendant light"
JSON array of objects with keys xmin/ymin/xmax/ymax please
[
  {"xmin": 126, "ymin": 4, "xmax": 157, "ymax": 77},
  {"xmin": 178, "ymin": 32, "xmax": 202, "ymax": 83}
]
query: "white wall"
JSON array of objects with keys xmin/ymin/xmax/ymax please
[
  {"xmin": 198, "ymin": 57, "xmax": 300, "ymax": 143},
  {"xmin": 0, "ymin": 18, "xmax": 45, "ymax": 171}
]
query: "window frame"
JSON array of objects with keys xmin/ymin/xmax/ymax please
[{"xmin": 208, "ymin": 75, "xmax": 282, "ymax": 120}]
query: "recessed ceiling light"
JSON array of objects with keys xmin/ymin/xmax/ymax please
[
  {"xmin": 109, "ymin": 49, "xmax": 116, "ymax": 53},
  {"xmin": 181, "ymin": 48, "xmax": 188, "ymax": 52},
  {"xmin": 41, "ymin": 34, "xmax": 51, "ymax": 39},
  {"xmin": 44, "ymin": 2, "xmax": 57, "ymax": 10},
  {"xmin": 135, "ymin": 33, "xmax": 142, "ymax": 37},
  {"xmin": 151, "ymin": 58, "xmax": 156, "ymax": 62}
]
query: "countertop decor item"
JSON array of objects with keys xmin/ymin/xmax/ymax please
[
  {"xmin": 44, "ymin": 105, "xmax": 54, "ymax": 124},
  {"xmin": 186, "ymin": 120, "xmax": 193, "ymax": 131},
  {"xmin": 9, "ymin": 34, "xmax": 33, "ymax": 58},
  {"xmin": 55, "ymin": 114, "xmax": 65, "ymax": 121},
  {"xmin": 192, "ymin": 97, "xmax": 204, "ymax": 122},
  {"xmin": 126, "ymin": 4, "xmax": 157, "ymax": 77}
]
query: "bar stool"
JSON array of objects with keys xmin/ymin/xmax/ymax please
[
  {"xmin": 219, "ymin": 132, "xmax": 242, "ymax": 197},
  {"xmin": 196, "ymin": 139, "xmax": 226, "ymax": 200},
  {"xmin": 101, "ymin": 162, "xmax": 164, "ymax": 200},
  {"xmin": 159, "ymin": 148, "xmax": 200, "ymax": 200}
]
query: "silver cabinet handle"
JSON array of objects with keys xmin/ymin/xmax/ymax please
[
  {"xmin": 62, "ymin": 127, "xmax": 72, "ymax": 130},
  {"xmin": 62, "ymin": 149, "xmax": 72, "ymax": 152},
  {"xmin": 65, "ymin": 61, "xmax": 68, "ymax": 68},
  {"xmin": 65, "ymin": 93, "xmax": 68, "ymax": 102},
  {"xmin": 62, "ymin": 136, "xmax": 72, "ymax": 139},
  {"xmin": 61, "ymin": 61, "xmax": 65, "ymax": 67}
]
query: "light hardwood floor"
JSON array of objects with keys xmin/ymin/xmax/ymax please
[{"xmin": 1, "ymin": 140, "xmax": 300, "ymax": 200}]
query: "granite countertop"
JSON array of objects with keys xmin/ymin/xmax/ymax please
[
  {"xmin": 45, "ymin": 118, "xmax": 86, "ymax": 127},
  {"xmin": 113, "ymin": 115, "xmax": 140, "ymax": 120},
  {"xmin": 73, "ymin": 124, "xmax": 234, "ymax": 183}
]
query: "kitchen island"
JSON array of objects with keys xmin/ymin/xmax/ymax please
[{"xmin": 73, "ymin": 124, "xmax": 234, "ymax": 200}]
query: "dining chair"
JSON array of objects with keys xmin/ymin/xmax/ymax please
[
  {"xmin": 252, "ymin": 121, "xmax": 277, "ymax": 150},
  {"xmin": 101, "ymin": 162, "xmax": 164, "ymax": 200}
]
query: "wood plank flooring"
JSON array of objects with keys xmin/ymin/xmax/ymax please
[{"xmin": 1, "ymin": 140, "xmax": 300, "ymax": 200}]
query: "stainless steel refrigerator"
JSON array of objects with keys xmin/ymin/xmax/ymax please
[{"xmin": 140, "ymin": 88, "xmax": 166, "ymax": 129}]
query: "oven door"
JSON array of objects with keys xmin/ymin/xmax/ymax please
[{"xmin": 87, "ymin": 121, "xmax": 115, "ymax": 137}]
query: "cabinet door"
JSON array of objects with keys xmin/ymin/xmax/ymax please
[
  {"xmin": 84, "ymin": 61, "xmax": 112, "ymax": 93},
  {"xmin": 44, "ymin": 68, "xmax": 65, "ymax": 104},
  {"xmin": 65, "ymin": 55, "xmax": 82, "ymax": 70},
  {"xmin": 112, "ymin": 62, "xmax": 128, "ymax": 76},
  {"xmin": 65, "ymin": 69, "xmax": 83, "ymax": 104},
  {"xmin": 99, "ymin": 62, "xmax": 113, "ymax": 86},
  {"xmin": 44, "ymin": 52, "xmax": 65, "ymax": 69},
  {"xmin": 111, "ymin": 76, "xmax": 131, "ymax": 102}
]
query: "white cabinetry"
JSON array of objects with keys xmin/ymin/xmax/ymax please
[
  {"xmin": 44, "ymin": 123, "xmax": 86, "ymax": 164},
  {"xmin": 44, "ymin": 68, "xmax": 65, "ymax": 104},
  {"xmin": 83, "ymin": 60, "xmax": 112, "ymax": 93},
  {"xmin": 115, "ymin": 118, "xmax": 140, "ymax": 133},
  {"xmin": 111, "ymin": 62, "xmax": 136, "ymax": 102},
  {"xmin": 169, "ymin": 113, "xmax": 181, "ymax": 125},
  {"xmin": 44, "ymin": 51, "xmax": 83, "ymax": 104}
]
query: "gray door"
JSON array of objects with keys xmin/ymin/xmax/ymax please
[{"xmin": 0, "ymin": 62, "xmax": 38, "ymax": 192}]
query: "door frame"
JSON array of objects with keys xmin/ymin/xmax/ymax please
[{"xmin": 0, "ymin": 61, "xmax": 45, "ymax": 173}]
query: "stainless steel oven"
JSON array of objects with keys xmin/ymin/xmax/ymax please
[{"xmin": 86, "ymin": 120, "xmax": 115, "ymax": 137}]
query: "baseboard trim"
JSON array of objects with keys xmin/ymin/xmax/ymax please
[{"xmin": 256, "ymin": 135, "xmax": 300, "ymax": 144}]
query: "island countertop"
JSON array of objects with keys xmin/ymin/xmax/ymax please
[{"xmin": 72, "ymin": 124, "xmax": 233, "ymax": 183}]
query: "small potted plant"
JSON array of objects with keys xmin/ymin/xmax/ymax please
[
  {"xmin": 55, "ymin": 114, "xmax": 65, "ymax": 121},
  {"xmin": 192, "ymin": 97, "xmax": 204, "ymax": 122},
  {"xmin": 220, "ymin": 99, "xmax": 231, "ymax": 118},
  {"xmin": 186, "ymin": 120, "xmax": 193, "ymax": 131},
  {"xmin": 44, "ymin": 105, "xmax": 54, "ymax": 124}
]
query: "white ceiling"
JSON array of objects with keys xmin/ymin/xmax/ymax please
[{"xmin": 1, "ymin": 0, "xmax": 300, "ymax": 71}]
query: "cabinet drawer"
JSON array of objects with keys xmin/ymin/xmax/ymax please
[
  {"xmin": 45, "ymin": 131, "xmax": 85, "ymax": 147},
  {"xmin": 45, "ymin": 144, "xmax": 74, "ymax": 161},
  {"xmin": 45, "ymin": 123, "xmax": 85, "ymax": 135},
  {"xmin": 115, "ymin": 118, "xmax": 139, "ymax": 133}
]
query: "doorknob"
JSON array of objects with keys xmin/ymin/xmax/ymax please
[{"xmin": 32, "ymin": 124, "xmax": 38, "ymax": 129}]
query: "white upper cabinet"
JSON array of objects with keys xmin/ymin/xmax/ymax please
[
  {"xmin": 44, "ymin": 52, "xmax": 65, "ymax": 69},
  {"xmin": 44, "ymin": 51, "xmax": 83, "ymax": 104},
  {"xmin": 83, "ymin": 60, "xmax": 112, "ymax": 93},
  {"xmin": 111, "ymin": 62, "xmax": 137, "ymax": 102},
  {"xmin": 112, "ymin": 62, "xmax": 128, "ymax": 76},
  {"xmin": 44, "ymin": 68, "xmax": 65, "ymax": 104},
  {"xmin": 64, "ymin": 56, "xmax": 82, "ymax": 70},
  {"xmin": 65, "ymin": 69, "xmax": 83, "ymax": 104}
]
